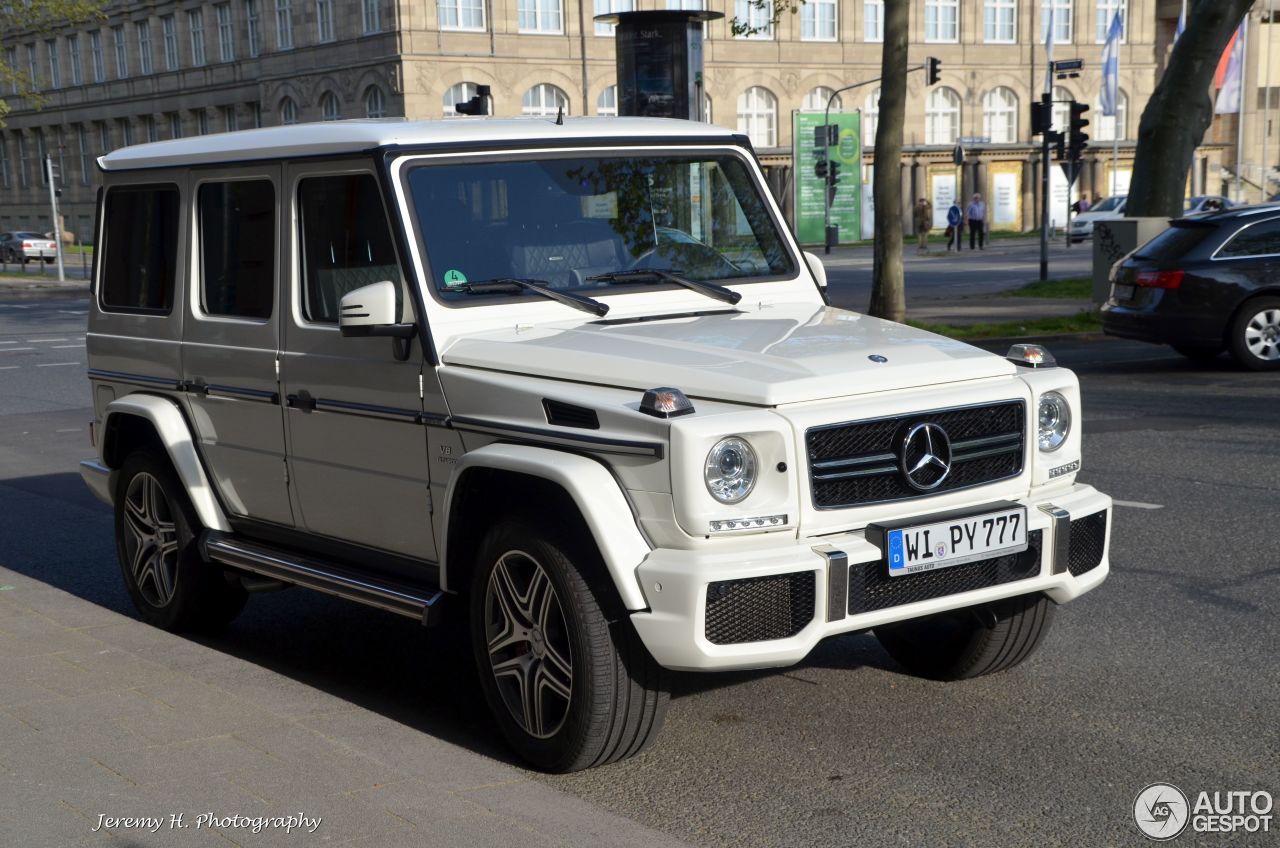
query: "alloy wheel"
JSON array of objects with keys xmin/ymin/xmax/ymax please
[
  {"xmin": 121, "ymin": 472, "xmax": 180, "ymax": 607},
  {"xmin": 483, "ymin": 550, "xmax": 573, "ymax": 739},
  {"xmin": 1244, "ymin": 307, "xmax": 1280, "ymax": 361}
]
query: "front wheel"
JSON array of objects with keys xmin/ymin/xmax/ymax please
[
  {"xmin": 470, "ymin": 520, "xmax": 669, "ymax": 772},
  {"xmin": 1227, "ymin": 297, "xmax": 1280, "ymax": 371},
  {"xmin": 874, "ymin": 593, "xmax": 1055, "ymax": 681}
]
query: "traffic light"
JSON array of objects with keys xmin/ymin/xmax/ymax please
[
  {"xmin": 926, "ymin": 56, "xmax": 942, "ymax": 86},
  {"xmin": 1068, "ymin": 101, "xmax": 1090, "ymax": 160},
  {"xmin": 454, "ymin": 84, "xmax": 492, "ymax": 116},
  {"xmin": 1051, "ymin": 131, "xmax": 1066, "ymax": 161},
  {"xmin": 829, "ymin": 160, "xmax": 841, "ymax": 185},
  {"xmin": 1030, "ymin": 101, "xmax": 1051, "ymax": 136},
  {"xmin": 814, "ymin": 159, "xmax": 828, "ymax": 180}
]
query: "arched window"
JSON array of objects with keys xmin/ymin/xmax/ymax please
[
  {"xmin": 522, "ymin": 83, "xmax": 568, "ymax": 117},
  {"xmin": 1052, "ymin": 85, "xmax": 1072, "ymax": 136},
  {"xmin": 983, "ymin": 86, "xmax": 1018, "ymax": 143},
  {"xmin": 1096, "ymin": 89, "xmax": 1128, "ymax": 141},
  {"xmin": 803, "ymin": 86, "xmax": 841, "ymax": 112},
  {"xmin": 443, "ymin": 82, "xmax": 480, "ymax": 117},
  {"xmin": 597, "ymin": 85, "xmax": 617, "ymax": 116},
  {"xmin": 736, "ymin": 86, "xmax": 777, "ymax": 148},
  {"xmin": 925, "ymin": 86, "xmax": 961, "ymax": 145},
  {"xmin": 320, "ymin": 91, "xmax": 341, "ymax": 121},
  {"xmin": 863, "ymin": 88, "xmax": 880, "ymax": 146},
  {"xmin": 365, "ymin": 86, "xmax": 386, "ymax": 118},
  {"xmin": 279, "ymin": 96, "xmax": 297, "ymax": 125}
]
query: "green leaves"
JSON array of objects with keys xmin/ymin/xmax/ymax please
[{"xmin": 0, "ymin": 0, "xmax": 105, "ymax": 121}]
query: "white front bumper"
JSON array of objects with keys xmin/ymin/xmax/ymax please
[{"xmin": 630, "ymin": 483, "xmax": 1111, "ymax": 671}]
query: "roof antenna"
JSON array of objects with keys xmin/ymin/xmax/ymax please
[{"xmin": 555, "ymin": 105, "xmax": 564, "ymax": 126}]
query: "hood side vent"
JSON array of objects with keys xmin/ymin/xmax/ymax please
[{"xmin": 543, "ymin": 399, "xmax": 600, "ymax": 430}]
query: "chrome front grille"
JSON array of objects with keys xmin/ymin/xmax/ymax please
[{"xmin": 806, "ymin": 401, "xmax": 1026, "ymax": 509}]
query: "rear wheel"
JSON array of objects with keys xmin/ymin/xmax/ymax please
[
  {"xmin": 114, "ymin": 451, "xmax": 247, "ymax": 632},
  {"xmin": 470, "ymin": 520, "xmax": 669, "ymax": 772},
  {"xmin": 875, "ymin": 593, "xmax": 1055, "ymax": 681},
  {"xmin": 1228, "ymin": 297, "xmax": 1280, "ymax": 371}
]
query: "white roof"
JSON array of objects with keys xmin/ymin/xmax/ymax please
[{"xmin": 98, "ymin": 116, "xmax": 742, "ymax": 171}]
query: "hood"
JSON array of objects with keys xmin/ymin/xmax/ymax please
[{"xmin": 440, "ymin": 303, "xmax": 1016, "ymax": 406}]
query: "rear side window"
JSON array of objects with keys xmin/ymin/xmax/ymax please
[
  {"xmin": 1216, "ymin": 218, "xmax": 1280, "ymax": 259},
  {"xmin": 199, "ymin": 180, "xmax": 275, "ymax": 319},
  {"xmin": 297, "ymin": 174, "xmax": 401, "ymax": 323},
  {"xmin": 100, "ymin": 185, "xmax": 180, "ymax": 313},
  {"xmin": 1133, "ymin": 222, "xmax": 1215, "ymax": 263}
]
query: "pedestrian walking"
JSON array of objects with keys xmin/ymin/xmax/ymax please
[
  {"xmin": 946, "ymin": 199, "xmax": 963, "ymax": 251},
  {"xmin": 966, "ymin": 193, "xmax": 987, "ymax": 250},
  {"xmin": 914, "ymin": 197, "xmax": 933, "ymax": 252}
]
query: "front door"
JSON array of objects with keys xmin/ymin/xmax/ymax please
[{"xmin": 280, "ymin": 163, "xmax": 436, "ymax": 562}]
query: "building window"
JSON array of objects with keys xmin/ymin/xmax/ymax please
[
  {"xmin": 143, "ymin": 115, "xmax": 157, "ymax": 143},
  {"xmin": 735, "ymin": 0, "xmax": 773, "ymax": 38},
  {"xmin": 594, "ymin": 0, "xmax": 634, "ymax": 36},
  {"xmin": 802, "ymin": 0, "xmax": 837, "ymax": 41},
  {"xmin": 279, "ymin": 97, "xmax": 297, "ymax": 124},
  {"xmin": 26, "ymin": 43, "xmax": 37, "ymax": 88},
  {"xmin": 597, "ymin": 85, "xmax": 617, "ymax": 116},
  {"xmin": 925, "ymin": 86, "xmax": 961, "ymax": 145},
  {"xmin": 924, "ymin": 0, "xmax": 958, "ymax": 42},
  {"xmin": 864, "ymin": 88, "xmax": 880, "ymax": 144},
  {"xmin": 984, "ymin": 0, "xmax": 1015, "ymax": 43},
  {"xmin": 983, "ymin": 86, "xmax": 1018, "ymax": 142},
  {"xmin": 169, "ymin": 112, "xmax": 182, "ymax": 138},
  {"xmin": 736, "ymin": 86, "xmax": 777, "ymax": 148},
  {"xmin": 440, "ymin": 0, "xmax": 485, "ymax": 30},
  {"xmin": 1096, "ymin": 0, "xmax": 1125, "ymax": 43},
  {"xmin": 1052, "ymin": 85, "xmax": 1071, "ymax": 134},
  {"xmin": 5, "ymin": 48, "xmax": 16, "ymax": 94},
  {"xmin": 77, "ymin": 125, "xmax": 91, "ymax": 183},
  {"xmin": 34, "ymin": 129, "xmax": 47, "ymax": 185},
  {"xmin": 223, "ymin": 105, "xmax": 238, "ymax": 132},
  {"xmin": 518, "ymin": 0, "xmax": 562, "ymax": 33},
  {"xmin": 46, "ymin": 39, "xmax": 61, "ymax": 88},
  {"xmin": 17, "ymin": 134, "xmax": 28, "ymax": 188},
  {"xmin": 216, "ymin": 5, "xmax": 235, "ymax": 61},
  {"xmin": 703, "ymin": 94, "xmax": 712, "ymax": 122},
  {"xmin": 803, "ymin": 87, "xmax": 841, "ymax": 112},
  {"xmin": 666, "ymin": 0, "xmax": 704, "ymax": 9},
  {"xmin": 864, "ymin": 0, "xmax": 883, "ymax": 41},
  {"xmin": 67, "ymin": 35, "xmax": 83, "ymax": 85},
  {"xmin": 363, "ymin": 0, "xmax": 382, "ymax": 32},
  {"xmin": 276, "ymin": 0, "xmax": 294, "ymax": 49},
  {"xmin": 320, "ymin": 92, "xmax": 340, "ymax": 121},
  {"xmin": 189, "ymin": 10, "xmax": 207, "ymax": 66},
  {"xmin": 316, "ymin": 0, "xmax": 335, "ymax": 42},
  {"xmin": 443, "ymin": 81, "xmax": 479, "ymax": 116},
  {"xmin": 1096, "ymin": 89, "xmax": 1127, "ymax": 141},
  {"xmin": 0, "ymin": 137, "xmax": 10, "ymax": 189},
  {"xmin": 112, "ymin": 26, "xmax": 128, "ymax": 78},
  {"xmin": 245, "ymin": 0, "xmax": 261, "ymax": 56},
  {"xmin": 522, "ymin": 83, "xmax": 568, "ymax": 116},
  {"xmin": 252, "ymin": 102, "xmax": 262, "ymax": 127},
  {"xmin": 136, "ymin": 21, "xmax": 153, "ymax": 75},
  {"xmin": 97, "ymin": 122, "xmax": 110, "ymax": 154},
  {"xmin": 365, "ymin": 86, "xmax": 386, "ymax": 118},
  {"xmin": 161, "ymin": 16, "xmax": 178, "ymax": 71},
  {"xmin": 89, "ymin": 31, "xmax": 105, "ymax": 82},
  {"xmin": 1041, "ymin": 0, "xmax": 1071, "ymax": 43},
  {"xmin": 197, "ymin": 110, "xmax": 209, "ymax": 134}
]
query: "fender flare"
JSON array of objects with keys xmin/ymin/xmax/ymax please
[
  {"xmin": 441, "ymin": 443, "xmax": 651, "ymax": 610},
  {"xmin": 103, "ymin": 394, "xmax": 232, "ymax": 533}
]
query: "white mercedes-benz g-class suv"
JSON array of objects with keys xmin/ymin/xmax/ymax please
[{"xmin": 80, "ymin": 117, "xmax": 1111, "ymax": 772}]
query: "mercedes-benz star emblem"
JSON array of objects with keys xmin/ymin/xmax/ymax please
[{"xmin": 900, "ymin": 422, "xmax": 953, "ymax": 491}]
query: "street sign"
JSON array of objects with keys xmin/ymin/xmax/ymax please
[
  {"xmin": 1052, "ymin": 58, "xmax": 1084, "ymax": 72},
  {"xmin": 1060, "ymin": 161, "xmax": 1082, "ymax": 187},
  {"xmin": 957, "ymin": 136, "xmax": 990, "ymax": 145}
]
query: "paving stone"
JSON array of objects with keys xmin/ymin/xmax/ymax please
[{"xmin": 227, "ymin": 721, "xmax": 412, "ymax": 800}]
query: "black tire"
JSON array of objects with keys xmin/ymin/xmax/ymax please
[
  {"xmin": 1227, "ymin": 296, "xmax": 1280, "ymax": 371},
  {"xmin": 1172, "ymin": 344, "xmax": 1222, "ymax": 363},
  {"xmin": 874, "ymin": 593, "xmax": 1055, "ymax": 681},
  {"xmin": 470, "ymin": 520, "xmax": 669, "ymax": 772},
  {"xmin": 114, "ymin": 451, "xmax": 247, "ymax": 632}
]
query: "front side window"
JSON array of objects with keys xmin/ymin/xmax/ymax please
[
  {"xmin": 101, "ymin": 185, "xmax": 180, "ymax": 313},
  {"xmin": 518, "ymin": 0, "xmax": 562, "ymax": 33},
  {"xmin": 407, "ymin": 153, "xmax": 794, "ymax": 300},
  {"xmin": 199, "ymin": 180, "xmax": 275, "ymax": 319},
  {"xmin": 801, "ymin": 0, "xmax": 836, "ymax": 40},
  {"xmin": 440, "ymin": 0, "xmax": 485, "ymax": 30},
  {"xmin": 984, "ymin": 0, "xmax": 1015, "ymax": 42},
  {"xmin": 925, "ymin": 0, "xmax": 958, "ymax": 42},
  {"xmin": 297, "ymin": 174, "xmax": 401, "ymax": 323}
]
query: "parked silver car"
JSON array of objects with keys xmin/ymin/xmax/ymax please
[{"xmin": 0, "ymin": 231, "xmax": 58, "ymax": 263}]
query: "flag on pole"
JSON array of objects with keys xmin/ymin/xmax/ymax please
[
  {"xmin": 1215, "ymin": 17, "xmax": 1248, "ymax": 114},
  {"xmin": 1101, "ymin": 12, "xmax": 1124, "ymax": 116},
  {"xmin": 1174, "ymin": 0, "xmax": 1186, "ymax": 44},
  {"xmin": 1044, "ymin": 9, "xmax": 1055, "ymax": 95}
]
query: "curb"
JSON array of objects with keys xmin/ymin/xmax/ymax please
[
  {"xmin": 0, "ymin": 279, "xmax": 89, "ymax": 292},
  {"xmin": 966, "ymin": 331, "xmax": 1108, "ymax": 348}
]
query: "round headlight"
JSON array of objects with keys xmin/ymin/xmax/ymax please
[
  {"xmin": 1038, "ymin": 391, "xmax": 1072, "ymax": 452},
  {"xmin": 704, "ymin": 437, "xmax": 758, "ymax": 504}
]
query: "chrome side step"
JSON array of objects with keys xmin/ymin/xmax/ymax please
[{"xmin": 200, "ymin": 531, "xmax": 445, "ymax": 626}]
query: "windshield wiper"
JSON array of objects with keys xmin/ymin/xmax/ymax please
[
  {"xmin": 455, "ymin": 278, "xmax": 609, "ymax": 317},
  {"xmin": 586, "ymin": 269, "xmax": 742, "ymax": 306}
]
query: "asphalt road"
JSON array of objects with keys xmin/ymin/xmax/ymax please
[{"xmin": 3, "ymin": 290, "xmax": 1277, "ymax": 847}]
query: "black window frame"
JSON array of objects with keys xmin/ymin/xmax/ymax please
[
  {"xmin": 1212, "ymin": 216, "xmax": 1280, "ymax": 261},
  {"xmin": 98, "ymin": 182, "xmax": 182, "ymax": 316}
]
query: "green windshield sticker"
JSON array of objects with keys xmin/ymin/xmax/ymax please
[{"xmin": 443, "ymin": 269, "xmax": 468, "ymax": 286}]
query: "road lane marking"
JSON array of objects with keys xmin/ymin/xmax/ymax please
[
  {"xmin": 59, "ymin": 310, "xmax": 87, "ymax": 315},
  {"xmin": 27, "ymin": 338, "xmax": 68, "ymax": 343},
  {"xmin": 52, "ymin": 344, "xmax": 83, "ymax": 349},
  {"xmin": 55, "ymin": 428, "xmax": 81, "ymax": 433},
  {"xmin": 0, "ymin": 347, "xmax": 35, "ymax": 353},
  {"xmin": 1113, "ymin": 500, "xmax": 1165, "ymax": 510},
  {"xmin": 36, "ymin": 362, "xmax": 80, "ymax": 367},
  {"xmin": 0, "ymin": 365, "xmax": 18, "ymax": 370}
]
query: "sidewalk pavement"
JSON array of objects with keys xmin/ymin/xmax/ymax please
[
  {"xmin": 0, "ymin": 564, "xmax": 691, "ymax": 848},
  {"xmin": 907, "ymin": 295, "xmax": 1094, "ymax": 327}
]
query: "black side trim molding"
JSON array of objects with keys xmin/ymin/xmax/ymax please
[
  {"xmin": 451, "ymin": 415, "xmax": 663, "ymax": 458},
  {"xmin": 88, "ymin": 368, "xmax": 183, "ymax": 390}
]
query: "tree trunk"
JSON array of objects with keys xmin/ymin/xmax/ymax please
[
  {"xmin": 1127, "ymin": 0, "xmax": 1255, "ymax": 218},
  {"xmin": 868, "ymin": 0, "xmax": 910, "ymax": 322}
]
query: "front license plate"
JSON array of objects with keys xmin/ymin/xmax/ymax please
[
  {"xmin": 1112, "ymin": 283, "xmax": 1135, "ymax": 301},
  {"xmin": 886, "ymin": 506, "xmax": 1027, "ymax": 577}
]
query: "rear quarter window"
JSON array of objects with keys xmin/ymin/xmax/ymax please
[
  {"xmin": 1215, "ymin": 217, "xmax": 1280, "ymax": 259},
  {"xmin": 100, "ymin": 184, "xmax": 180, "ymax": 314}
]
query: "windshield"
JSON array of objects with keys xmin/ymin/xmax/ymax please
[
  {"xmin": 1093, "ymin": 196, "xmax": 1125, "ymax": 212},
  {"xmin": 407, "ymin": 153, "xmax": 794, "ymax": 302}
]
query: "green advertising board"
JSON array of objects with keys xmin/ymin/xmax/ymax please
[{"xmin": 793, "ymin": 111, "xmax": 861, "ymax": 246}]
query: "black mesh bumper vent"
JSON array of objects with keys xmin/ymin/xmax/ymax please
[
  {"xmin": 705, "ymin": 572, "xmax": 816, "ymax": 645},
  {"xmin": 807, "ymin": 401, "xmax": 1025, "ymax": 509},
  {"xmin": 849, "ymin": 529, "xmax": 1043, "ymax": 614},
  {"xmin": 1067, "ymin": 511, "xmax": 1107, "ymax": 576}
]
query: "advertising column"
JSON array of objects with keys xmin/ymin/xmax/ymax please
[{"xmin": 793, "ymin": 110, "xmax": 862, "ymax": 246}]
